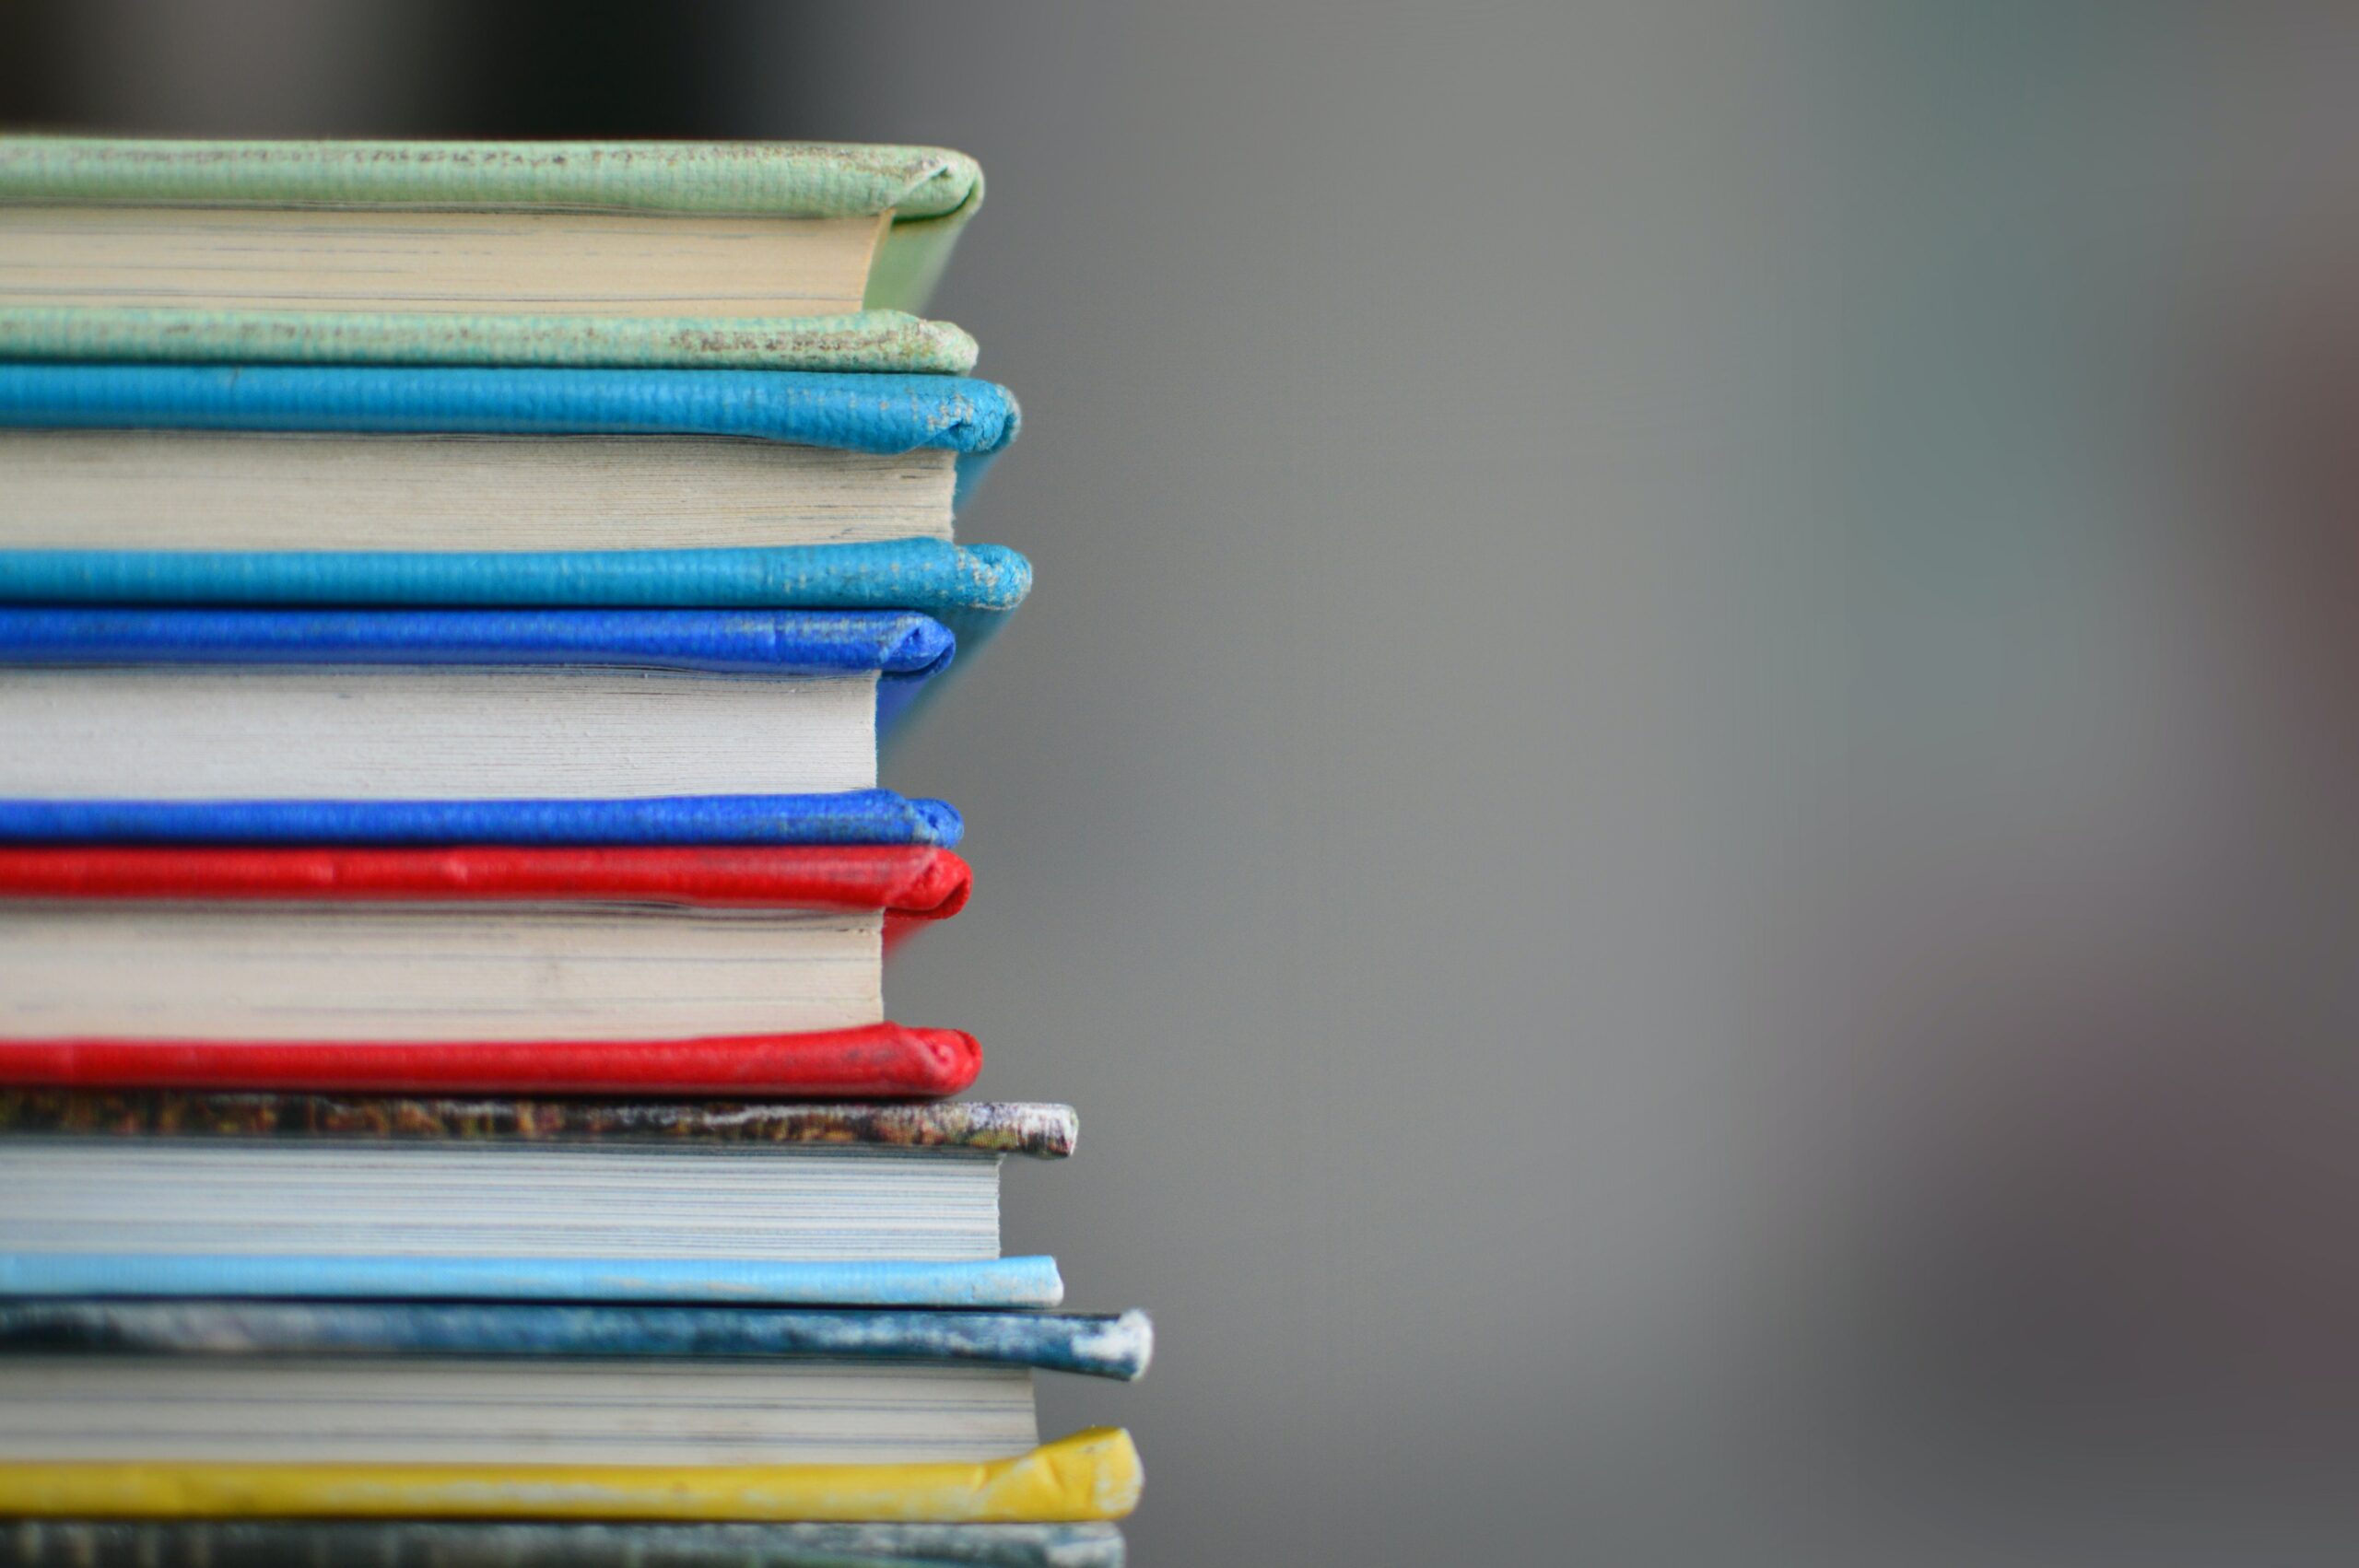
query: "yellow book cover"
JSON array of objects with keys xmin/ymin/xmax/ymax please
[{"xmin": 0, "ymin": 1429, "xmax": 1140, "ymax": 1524}]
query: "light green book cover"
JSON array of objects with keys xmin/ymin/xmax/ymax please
[{"xmin": 0, "ymin": 138, "xmax": 985, "ymax": 371}]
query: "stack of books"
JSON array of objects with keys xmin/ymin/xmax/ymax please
[{"xmin": 0, "ymin": 137, "xmax": 1143, "ymax": 1568}]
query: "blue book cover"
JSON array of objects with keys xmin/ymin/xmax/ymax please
[
  {"xmin": 0, "ymin": 364, "xmax": 1019, "ymax": 499},
  {"xmin": 0, "ymin": 606, "xmax": 953, "ymax": 734},
  {"xmin": 0, "ymin": 791, "xmax": 963, "ymax": 847},
  {"xmin": 0, "ymin": 1255, "xmax": 1064, "ymax": 1310},
  {"xmin": 0, "ymin": 1302, "xmax": 1153, "ymax": 1380},
  {"xmin": 0, "ymin": 539, "xmax": 1034, "ymax": 676}
]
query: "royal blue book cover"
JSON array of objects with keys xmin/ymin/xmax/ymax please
[
  {"xmin": 0, "ymin": 1302, "xmax": 1153, "ymax": 1380},
  {"xmin": 0, "ymin": 606, "xmax": 954, "ymax": 734},
  {"xmin": 0, "ymin": 791, "xmax": 962, "ymax": 848}
]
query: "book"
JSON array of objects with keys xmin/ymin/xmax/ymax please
[
  {"xmin": 0, "ymin": 1428, "xmax": 1140, "ymax": 1522},
  {"xmin": 0, "ymin": 365, "xmax": 1022, "ymax": 545},
  {"xmin": 0, "ymin": 1302, "xmax": 1149, "ymax": 1468},
  {"xmin": 0, "ymin": 1521, "xmax": 1129, "ymax": 1568},
  {"xmin": 0, "ymin": 607, "xmax": 952, "ymax": 799},
  {"xmin": 0, "ymin": 1094, "xmax": 1073, "ymax": 1308},
  {"xmin": 0, "ymin": 844, "xmax": 966, "ymax": 1051},
  {"xmin": 0, "ymin": 138, "xmax": 986, "ymax": 370}
]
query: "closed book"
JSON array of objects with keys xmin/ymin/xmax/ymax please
[
  {"xmin": 0, "ymin": 607, "xmax": 953, "ymax": 800},
  {"xmin": 0, "ymin": 1094, "xmax": 1074, "ymax": 1308},
  {"xmin": 0, "ymin": 1303, "xmax": 1148, "ymax": 1481},
  {"xmin": 0, "ymin": 845, "xmax": 968, "ymax": 1057},
  {"xmin": 0, "ymin": 365, "xmax": 1023, "ymax": 541},
  {"xmin": 0, "ymin": 138, "xmax": 984, "ymax": 370}
]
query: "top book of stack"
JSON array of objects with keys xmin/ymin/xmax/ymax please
[{"xmin": 0, "ymin": 138, "xmax": 985, "ymax": 373}]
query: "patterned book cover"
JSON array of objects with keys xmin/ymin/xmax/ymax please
[
  {"xmin": 0, "ymin": 1520, "xmax": 1125, "ymax": 1566},
  {"xmin": 0, "ymin": 1093, "xmax": 1074, "ymax": 1153},
  {"xmin": 0, "ymin": 1302, "xmax": 1152, "ymax": 1380}
]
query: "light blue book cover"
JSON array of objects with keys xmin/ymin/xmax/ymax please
[
  {"xmin": 0, "ymin": 1255, "xmax": 1064, "ymax": 1310},
  {"xmin": 0, "ymin": 364, "xmax": 1018, "ymax": 497}
]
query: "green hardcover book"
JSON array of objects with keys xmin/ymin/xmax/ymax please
[{"xmin": 0, "ymin": 138, "xmax": 984, "ymax": 372}]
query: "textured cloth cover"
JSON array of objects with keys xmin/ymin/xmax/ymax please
[
  {"xmin": 0, "ymin": 1429, "xmax": 1140, "ymax": 1522},
  {"xmin": 0, "ymin": 793, "xmax": 965, "ymax": 848},
  {"xmin": 0, "ymin": 1255, "xmax": 1066, "ymax": 1312},
  {"xmin": 0, "ymin": 310, "xmax": 980, "ymax": 374},
  {"xmin": 0, "ymin": 136, "xmax": 988, "ymax": 347},
  {"xmin": 0, "ymin": 1023, "xmax": 983, "ymax": 1100},
  {"xmin": 0, "ymin": 1092, "xmax": 1074, "ymax": 1154},
  {"xmin": 0, "ymin": 845, "xmax": 973, "ymax": 918},
  {"xmin": 0, "ymin": 1520, "xmax": 1126, "ymax": 1568},
  {"xmin": 0, "ymin": 365, "xmax": 1017, "ymax": 455},
  {"xmin": 0, "ymin": 1302, "xmax": 1154, "ymax": 1380}
]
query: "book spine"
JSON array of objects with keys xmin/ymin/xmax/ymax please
[{"xmin": 0, "ymin": 1024, "xmax": 980, "ymax": 1098}]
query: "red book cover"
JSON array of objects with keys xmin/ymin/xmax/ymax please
[
  {"xmin": 0, "ymin": 1023, "xmax": 980, "ymax": 1099},
  {"xmin": 0, "ymin": 847, "xmax": 980, "ymax": 1096},
  {"xmin": 0, "ymin": 844, "xmax": 970, "ymax": 942}
]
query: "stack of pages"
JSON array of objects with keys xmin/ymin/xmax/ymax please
[{"xmin": 0, "ymin": 138, "xmax": 1143, "ymax": 1568}]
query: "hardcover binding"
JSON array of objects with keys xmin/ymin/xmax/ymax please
[
  {"xmin": 0, "ymin": 845, "xmax": 971, "ymax": 919},
  {"xmin": 0, "ymin": 793, "xmax": 965, "ymax": 848},
  {"xmin": 0, "ymin": 1094, "xmax": 1077, "ymax": 1156},
  {"xmin": 0, "ymin": 1023, "xmax": 981, "ymax": 1099},
  {"xmin": 0, "ymin": 1255, "xmax": 1067, "ymax": 1312},
  {"xmin": 0, "ymin": 1428, "xmax": 1140, "ymax": 1522},
  {"xmin": 0, "ymin": 1302, "xmax": 1154, "ymax": 1381},
  {"xmin": 0, "ymin": 541, "xmax": 1034, "ymax": 621},
  {"xmin": 0, "ymin": 1520, "xmax": 1126, "ymax": 1568},
  {"xmin": 0, "ymin": 366, "xmax": 1019, "ymax": 454}
]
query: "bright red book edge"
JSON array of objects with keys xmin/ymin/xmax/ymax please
[
  {"xmin": 0, "ymin": 1023, "xmax": 981, "ymax": 1099},
  {"xmin": 0, "ymin": 845, "xmax": 969, "ymax": 947}
]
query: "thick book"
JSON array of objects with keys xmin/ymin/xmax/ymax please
[
  {"xmin": 0, "ymin": 1303, "xmax": 1149, "ymax": 1470},
  {"xmin": 0, "ymin": 1521, "xmax": 1128, "ymax": 1568},
  {"xmin": 0, "ymin": 138, "xmax": 985, "ymax": 370},
  {"xmin": 0, "ymin": 607, "xmax": 952, "ymax": 799},
  {"xmin": 0, "ymin": 1428, "xmax": 1140, "ymax": 1523},
  {"xmin": 0, "ymin": 365, "xmax": 1022, "ymax": 542},
  {"xmin": 0, "ymin": 846, "xmax": 968, "ymax": 1068},
  {"xmin": 0, "ymin": 1094, "xmax": 1073, "ymax": 1308}
]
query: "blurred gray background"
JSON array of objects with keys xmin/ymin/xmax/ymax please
[{"xmin": 7, "ymin": 3, "xmax": 2357, "ymax": 1562}]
